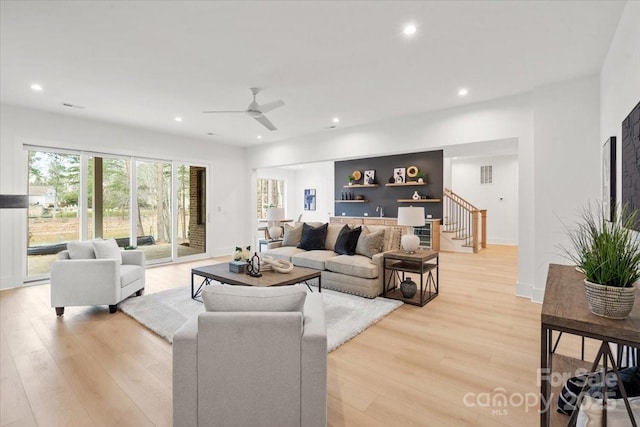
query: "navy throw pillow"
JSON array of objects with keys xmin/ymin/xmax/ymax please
[
  {"xmin": 334, "ymin": 225, "xmax": 362, "ymax": 255},
  {"xmin": 298, "ymin": 223, "xmax": 329, "ymax": 251}
]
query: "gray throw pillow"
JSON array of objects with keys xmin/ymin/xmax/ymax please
[
  {"xmin": 67, "ymin": 241, "xmax": 96, "ymax": 259},
  {"xmin": 356, "ymin": 228, "xmax": 385, "ymax": 258},
  {"xmin": 282, "ymin": 223, "xmax": 304, "ymax": 247},
  {"xmin": 202, "ymin": 284, "xmax": 307, "ymax": 312},
  {"xmin": 91, "ymin": 238, "xmax": 122, "ymax": 265}
]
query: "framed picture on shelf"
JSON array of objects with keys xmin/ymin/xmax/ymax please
[
  {"xmin": 304, "ymin": 188, "xmax": 316, "ymax": 211},
  {"xmin": 364, "ymin": 169, "xmax": 375, "ymax": 185},
  {"xmin": 394, "ymin": 167, "xmax": 406, "ymax": 183},
  {"xmin": 602, "ymin": 136, "xmax": 616, "ymax": 222}
]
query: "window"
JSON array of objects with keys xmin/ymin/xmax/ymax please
[
  {"xmin": 256, "ymin": 178, "xmax": 285, "ymax": 219},
  {"xmin": 480, "ymin": 165, "xmax": 493, "ymax": 185}
]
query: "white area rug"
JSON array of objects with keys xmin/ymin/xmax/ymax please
[{"xmin": 119, "ymin": 285, "xmax": 403, "ymax": 352}]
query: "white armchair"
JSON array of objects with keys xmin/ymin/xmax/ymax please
[
  {"xmin": 50, "ymin": 239, "xmax": 146, "ymax": 316},
  {"xmin": 173, "ymin": 284, "xmax": 327, "ymax": 427}
]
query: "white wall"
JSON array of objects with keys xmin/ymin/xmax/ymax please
[
  {"xmin": 450, "ymin": 155, "xmax": 519, "ymax": 245},
  {"xmin": 531, "ymin": 75, "xmax": 601, "ymax": 301},
  {"xmin": 600, "ymin": 0, "xmax": 640, "ymax": 207},
  {"xmin": 0, "ymin": 104, "xmax": 248, "ymax": 289}
]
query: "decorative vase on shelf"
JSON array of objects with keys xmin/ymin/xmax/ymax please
[
  {"xmin": 418, "ymin": 178, "xmax": 424, "ymax": 183},
  {"xmin": 412, "ymin": 191, "xmax": 420, "ymax": 200},
  {"xmin": 400, "ymin": 278, "xmax": 417, "ymax": 298}
]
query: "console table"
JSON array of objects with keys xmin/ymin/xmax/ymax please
[
  {"xmin": 540, "ymin": 264, "xmax": 640, "ymax": 426},
  {"xmin": 382, "ymin": 250, "xmax": 439, "ymax": 306}
]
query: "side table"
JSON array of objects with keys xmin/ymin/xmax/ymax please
[{"xmin": 383, "ymin": 250, "xmax": 439, "ymax": 306}]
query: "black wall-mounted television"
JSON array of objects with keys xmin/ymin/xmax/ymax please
[{"xmin": 621, "ymin": 100, "xmax": 640, "ymax": 231}]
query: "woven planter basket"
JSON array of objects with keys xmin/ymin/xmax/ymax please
[{"xmin": 583, "ymin": 279, "xmax": 636, "ymax": 319}]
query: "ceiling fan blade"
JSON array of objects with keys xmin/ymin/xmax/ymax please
[
  {"xmin": 254, "ymin": 114, "xmax": 277, "ymax": 131},
  {"xmin": 202, "ymin": 110, "xmax": 247, "ymax": 114},
  {"xmin": 257, "ymin": 100, "xmax": 285, "ymax": 114}
]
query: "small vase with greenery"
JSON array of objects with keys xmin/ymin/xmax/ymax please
[
  {"xmin": 415, "ymin": 171, "xmax": 425, "ymax": 183},
  {"xmin": 563, "ymin": 203, "xmax": 640, "ymax": 319},
  {"xmin": 347, "ymin": 175, "xmax": 355, "ymax": 185}
]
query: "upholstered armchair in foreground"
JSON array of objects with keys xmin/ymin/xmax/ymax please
[
  {"xmin": 173, "ymin": 284, "xmax": 327, "ymax": 427},
  {"xmin": 50, "ymin": 239, "xmax": 145, "ymax": 315}
]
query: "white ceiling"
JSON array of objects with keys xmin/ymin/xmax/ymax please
[{"xmin": 0, "ymin": 1, "xmax": 625, "ymax": 147}]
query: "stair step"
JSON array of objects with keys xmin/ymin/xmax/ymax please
[
  {"xmin": 452, "ymin": 235, "xmax": 471, "ymax": 241},
  {"xmin": 442, "ymin": 228, "xmax": 464, "ymax": 233}
]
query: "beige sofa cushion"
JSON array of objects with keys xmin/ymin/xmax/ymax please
[
  {"xmin": 355, "ymin": 228, "xmax": 385, "ymax": 258},
  {"xmin": 282, "ymin": 223, "xmax": 304, "ymax": 247},
  {"xmin": 261, "ymin": 246, "xmax": 306, "ymax": 262},
  {"xmin": 292, "ymin": 250, "xmax": 337, "ymax": 271},
  {"xmin": 324, "ymin": 224, "xmax": 345, "ymax": 251},
  {"xmin": 325, "ymin": 255, "xmax": 379, "ymax": 279}
]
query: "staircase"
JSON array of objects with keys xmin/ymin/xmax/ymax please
[{"xmin": 441, "ymin": 188, "xmax": 487, "ymax": 253}]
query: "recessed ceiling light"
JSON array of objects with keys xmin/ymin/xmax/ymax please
[
  {"xmin": 403, "ymin": 24, "xmax": 417, "ymax": 36},
  {"xmin": 453, "ymin": 157, "xmax": 458, "ymax": 160},
  {"xmin": 458, "ymin": 88, "xmax": 469, "ymax": 96},
  {"xmin": 30, "ymin": 83, "xmax": 43, "ymax": 92},
  {"xmin": 175, "ymin": 117, "xmax": 183, "ymax": 122},
  {"xmin": 207, "ymin": 132, "xmax": 214, "ymax": 136},
  {"xmin": 332, "ymin": 117, "xmax": 340, "ymax": 124},
  {"xmin": 257, "ymin": 135, "xmax": 262, "ymax": 140}
]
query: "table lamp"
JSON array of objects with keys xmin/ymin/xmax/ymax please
[
  {"xmin": 266, "ymin": 207, "xmax": 285, "ymax": 240},
  {"xmin": 397, "ymin": 206, "xmax": 425, "ymax": 253}
]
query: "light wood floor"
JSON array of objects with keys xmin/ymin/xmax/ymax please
[{"xmin": 2, "ymin": 245, "xmax": 553, "ymax": 426}]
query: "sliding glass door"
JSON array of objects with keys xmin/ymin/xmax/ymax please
[
  {"xmin": 136, "ymin": 160, "xmax": 171, "ymax": 262},
  {"xmin": 176, "ymin": 164, "xmax": 206, "ymax": 258},
  {"xmin": 25, "ymin": 147, "xmax": 208, "ymax": 280},
  {"xmin": 27, "ymin": 150, "xmax": 81, "ymax": 277}
]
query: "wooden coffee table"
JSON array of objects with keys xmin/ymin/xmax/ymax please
[{"xmin": 191, "ymin": 263, "xmax": 322, "ymax": 299}]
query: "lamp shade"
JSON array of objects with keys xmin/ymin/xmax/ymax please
[
  {"xmin": 266, "ymin": 207, "xmax": 285, "ymax": 221},
  {"xmin": 397, "ymin": 207, "xmax": 425, "ymax": 227}
]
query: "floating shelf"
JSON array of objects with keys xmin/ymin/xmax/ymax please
[
  {"xmin": 335, "ymin": 200, "xmax": 367, "ymax": 203},
  {"xmin": 342, "ymin": 184, "xmax": 379, "ymax": 188},
  {"xmin": 385, "ymin": 182, "xmax": 425, "ymax": 187},
  {"xmin": 397, "ymin": 199, "xmax": 441, "ymax": 203}
]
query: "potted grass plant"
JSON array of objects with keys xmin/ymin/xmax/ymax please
[{"xmin": 563, "ymin": 203, "xmax": 640, "ymax": 319}]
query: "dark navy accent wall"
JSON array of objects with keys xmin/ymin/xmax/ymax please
[{"xmin": 334, "ymin": 150, "xmax": 444, "ymax": 219}]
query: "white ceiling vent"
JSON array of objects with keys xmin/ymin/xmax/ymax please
[{"xmin": 480, "ymin": 165, "xmax": 493, "ymax": 185}]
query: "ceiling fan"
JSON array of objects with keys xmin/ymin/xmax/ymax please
[{"xmin": 203, "ymin": 88, "xmax": 285, "ymax": 131}]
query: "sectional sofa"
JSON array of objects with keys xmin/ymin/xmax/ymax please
[{"xmin": 261, "ymin": 222, "xmax": 402, "ymax": 298}]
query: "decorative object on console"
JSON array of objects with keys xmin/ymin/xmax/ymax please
[
  {"xmin": 562, "ymin": 203, "xmax": 640, "ymax": 319},
  {"xmin": 416, "ymin": 171, "xmax": 425, "ymax": 183},
  {"xmin": 247, "ymin": 252, "xmax": 262, "ymax": 277},
  {"xmin": 406, "ymin": 165, "xmax": 419, "ymax": 178},
  {"xmin": 394, "ymin": 167, "xmax": 406, "ymax": 183},
  {"xmin": 348, "ymin": 175, "xmax": 355, "ymax": 185},
  {"xmin": 397, "ymin": 206, "xmax": 425, "ymax": 253},
  {"xmin": 412, "ymin": 191, "xmax": 420, "ymax": 200},
  {"xmin": 364, "ymin": 169, "xmax": 375, "ymax": 184},
  {"xmin": 400, "ymin": 278, "xmax": 418, "ymax": 298},
  {"xmin": 266, "ymin": 207, "xmax": 285, "ymax": 239}
]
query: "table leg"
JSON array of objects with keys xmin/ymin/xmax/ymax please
[{"xmin": 540, "ymin": 324, "xmax": 550, "ymax": 427}]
